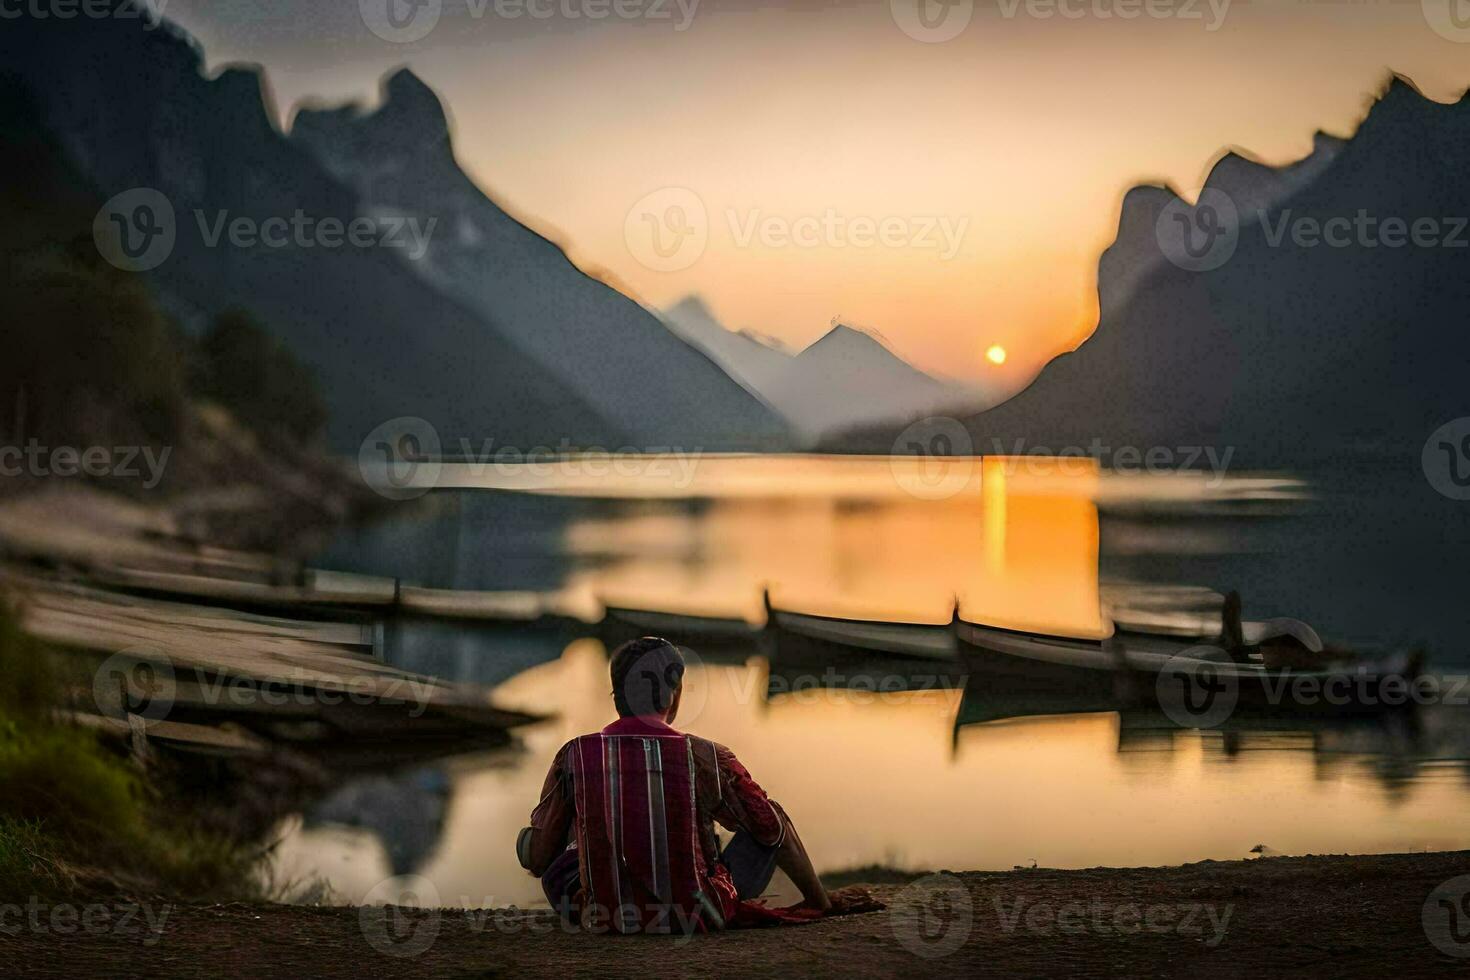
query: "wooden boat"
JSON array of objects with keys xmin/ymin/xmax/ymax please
[
  {"xmin": 762, "ymin": 591, "xmax": 958, "ymax": 663},
  {"xmin": 599, "ymin": 605, "xmax": 764, "ymax": 658},
  {"xmin": 956, "ymin": 617, "xmax": 1424, "ymax": 716}
]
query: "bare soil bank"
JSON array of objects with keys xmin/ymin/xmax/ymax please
[{"xmin": 5, "ymin": 850, "xmax": 1469, "ymax": 979}]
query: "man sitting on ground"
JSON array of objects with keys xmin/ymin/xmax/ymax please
[{"xmin": 516, "ymin": 636, "xmax": 831, "ymax": 933}]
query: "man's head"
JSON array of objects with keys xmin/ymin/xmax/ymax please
[{"xmin": 609, "ymin": 636, "xmax": 685, "ymax": 721}]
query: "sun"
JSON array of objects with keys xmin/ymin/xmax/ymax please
[{"xmin": 985, "ymin": 344, "xmax": 1007, "ymax": 366}]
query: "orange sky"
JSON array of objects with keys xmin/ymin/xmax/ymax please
[{"xmin": 174, "ymin": 1, "xmax": 1470, "ymax": 387}]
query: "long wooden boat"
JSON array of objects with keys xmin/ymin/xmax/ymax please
[
  {"xmin": 956, "ymin": 618, "xmax": 1424, "ymax": 716},
  {"xmin": 599, "ymin": 605, "xmax": 764, "ymax": 658},
  {"xmin": 763, "ymin": 592, "xmax": 958, "ymax": 663}
]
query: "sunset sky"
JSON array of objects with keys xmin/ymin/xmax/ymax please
[{"xmin": 168, "ymin": 0, "xmax": 1470, "ymax": 387}]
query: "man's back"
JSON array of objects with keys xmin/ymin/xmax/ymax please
[
  {"xmin": 519, "ymin": 637, "xmax": 829, "ymax": 931},
  {"xmin": 566, "ymin": 719, "xmax": 709, "ymax": 933}
]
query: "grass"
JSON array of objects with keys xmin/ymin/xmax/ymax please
[{"xmin": 0, "ymin": 599, "xmax": 266, "ymax": 902}]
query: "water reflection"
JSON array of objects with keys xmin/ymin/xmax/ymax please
[
  {"xmin": 280, "ymin": 457, "xmax": 1470, "ymax": 905},
  {"xmin": 273, "ymin": 640, "xmax": 1470, "ymax": 906}
]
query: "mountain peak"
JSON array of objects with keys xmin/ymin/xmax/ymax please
[
  {"xmin": 805, "ymin": 322, "xmax": 888, "ymax": 356},
  {"xmin": 667, "ymin": 293, "xmax": 717, "ymax": 323},
  {"xmin": 378, "ymin": 67, "xmax": 449, "ymax": 141}
]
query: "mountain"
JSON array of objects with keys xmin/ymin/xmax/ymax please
[
  {"xmin": 0, "ymin": 5, "xmax": 785, "ymax": 453},
  {"xmin": 660, "ymin": 296, "xmax": 796, "ymax": 399},
  {"xmin": 662, "ymin": 297, "xmax": 993, "ymax": 442},
  {"xmin": 1098, "ymin": 133, "xmax": 1345, "ymax": 321},
  {"xmin": 961, "ymin": 76, "xmax": 1470, "ymax": 468},
  {"xmin": 290, "ymin": 70, "xmax": 788, "ymax": 452}
]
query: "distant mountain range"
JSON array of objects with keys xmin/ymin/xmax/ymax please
[
  {"xmin": 835, "ymin": 77, "xmax": 1470, "ymax": 468},
  {"xmin": 291, "ymin": 70, "xmax": 788, "ymax": 452},
  {"xmin": 0, "ymin": 5, "xmax": 787, "ymax": 453},
  {"xmin": 663, "ymin": 296, "xmax": 994, "ymax": 441}
]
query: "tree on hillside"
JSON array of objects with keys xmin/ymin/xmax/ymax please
[{"xmin": 193, "ymin": 310, "xmax": 328, "ymax": 446}]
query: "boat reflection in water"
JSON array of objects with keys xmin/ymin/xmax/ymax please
[
  {"xmin": 270, "ymin": 637, "xmax": 1470, "ymax": 907},
  {"xmin": 276, "ymin": 454, "xmax": 1470, "ymax": 906}
]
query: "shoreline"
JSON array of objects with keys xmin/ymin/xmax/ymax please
[{"xmin": 6, "ymin": 849, "xmax": 1467, "ymax": 978}]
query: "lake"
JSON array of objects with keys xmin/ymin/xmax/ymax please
[{"xmin": 267, "ymin": 455, "xmax": 1470, "ymax": 906}]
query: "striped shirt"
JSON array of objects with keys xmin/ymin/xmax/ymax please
[{"xmin": 528, "ymin": 715, "xmax": 787, "ymax": 932}]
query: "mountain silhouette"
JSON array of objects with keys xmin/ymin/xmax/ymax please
[
  {"xmin": 0, "ymin": 5, "xmax": 785, "ymax": 453},
  {"xmin": 292, "ymin": 70, "xmax": 788, "ymax": 451},
  {"xmin": 963, "ymin": 76, "xmax": 1470, "ymax": 468},
  {"xmin": 664, "ymin": 297, "xmax": 993, "ymax": 442}
]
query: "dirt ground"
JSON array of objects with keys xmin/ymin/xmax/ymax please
[{"xmin": 5, "ymin": 850, "xmax": 1469, "ymax": 979}]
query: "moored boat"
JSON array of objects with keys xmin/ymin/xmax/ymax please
[
  {"xmin": 956, "ymin": 616, "xmax": 1426, "ymax": 717},
  {"xmin": 762, "ymin": 590, "xmax": 958, "ymax": 663}
]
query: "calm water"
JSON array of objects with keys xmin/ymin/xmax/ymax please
[{"xmin": 268, "ymin": 456, "xmax": 1470, "ymax": 906}]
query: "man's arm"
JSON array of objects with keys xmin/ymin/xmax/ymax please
[
  {"xmin": 519, "ymin": 744, "xmax": 574, "ymax": 878},
  {"xmin": 709, "ymin": 744, "xmax": 831, "ymax": 911}
]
